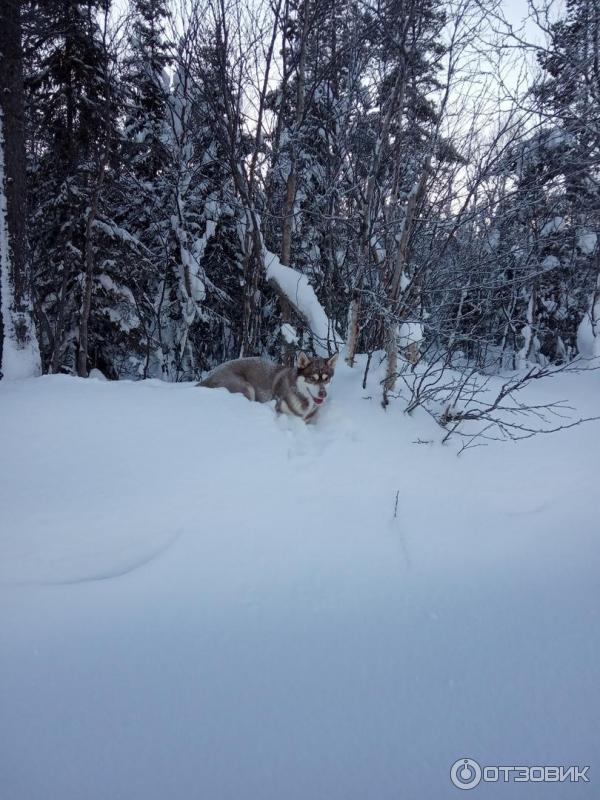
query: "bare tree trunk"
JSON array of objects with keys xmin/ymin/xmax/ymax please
[
  {"xmin": 281, "ymin": 0, "xmax": 309, "ymax": 267},
  {"xmin": 345, "ymin": 299, "xmax": 360, "ymax": 366},
  {"xmin": 281, "ymin": 172, "xmax": 297, "ymax": 269},
  {"xmin": 382, "ymin": 164, "xmax": 429, "ymax": 398},
  {"xmin": 76, "ymin": 163, "xmax": 107, "ymax": 378},
  {"xmin": 208, "ymin": 2, "xmax": 272, "ymax": 357},
  {"xmin": 0, "ymin": 0, "xmax": 40, "ymax": 378},
  {"xmin": 76, "ymin": 10, "xmax": 112, "ymax": 379},
  {"xmin": 278, "ymin": 0, "xmax": 310, "ymax": 365},
  {"xmin": 237, "ymin": 206, "xmax": 264, "ymax": 358},
  {"xmin": 247, "ymin": 0, "xmax": 282, "ymax": 200},
  {"xmin": 49, "ymin": 215, "xmax": 73, "ymax": 374},
  {"xmin": 382, "ymin": 323, "xmax": 398, "ymax": 407},
  {"xmin": 346, "ymin": 47, "xmax": 409, "ymax": 367}
]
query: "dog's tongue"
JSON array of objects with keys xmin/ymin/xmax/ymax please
[{"xmin": 314, "ymin": 397, "xmax": 324, "ymax": 405}]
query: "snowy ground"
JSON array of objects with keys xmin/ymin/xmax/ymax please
[{"xmin": 1, "ymin": 358, "xmax": 598, "ymax": 799}]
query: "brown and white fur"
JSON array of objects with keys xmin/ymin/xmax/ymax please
[{"xmin": 198, "ymin": 352, "xmax": 338, "ymax": 422}]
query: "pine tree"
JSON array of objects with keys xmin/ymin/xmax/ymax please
[
  {"xmin": 118, "ymin": 11, "xmax": 248, "ymax": 379},
  {"xmin": 265, "ymin": 0, "xmax": 364, "ymax": 352},
  {"xmin": 25, "ymin": 0, "xmax": 119, "ymax": 375},
  {"xmin": 523, "ymin": 0, "xmax": 600, "ymax": 361},
  {"xmin": 121, "ymin": 0, "xmax": 171, "ymax": 181}
]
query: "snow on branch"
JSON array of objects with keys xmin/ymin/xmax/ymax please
[{"xmin": 264, "ymin": 249, "xmax": 342, "ymax": 354}]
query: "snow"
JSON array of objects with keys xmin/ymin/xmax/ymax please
[
  {"xmin": 97, "ymin": 272, "xmax": 136, "ymax": 306},
  {"xmin": 265, "ymin": 250, "xmax": 341, "ymax": 354},
  {"xmin": 577, "ymin": 275, "xmax": 600, "ymax": 358},
  {"xmin": 398, "ymin": 320, "xmax": 424, "ymax": 348},
  {"xmin": 517, "ymin": 293, "xmax": 536, "ymax": 367},
  {"xmin": 540, "ymin": 216, "xmax": 566, "ymax": 237},
  {"xmin": 88, "ymin": 367, "xmax": 107, "ymax": 381},
  {"xmin": 1, "ymin": 362, "xmax": 599, "ymax": 799},
  {"xmin": 93, "ymin": 218, "xmax": 141, "ymax": 247},
  {"xmin": 577, "ymin": 231, "xmax": 597, "ymax": 255},
  {"xmin": 280, "ymin": 321, "xmax": 299, "ymax": 344},
  {"xmin": 485, "ymin": 229, "xmax": 500, "ymax": 252},
  {"xmin": 545, "ymin": 127, "xmax": 575, "ymax": 150},
  {"xmin": 541, "ymin": 254, "xmax": 560, "ymax": 271}
]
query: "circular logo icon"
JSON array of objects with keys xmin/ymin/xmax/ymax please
[{"xmin": 450, "ymin": 758, "xmax": 482, "ymax": 790}]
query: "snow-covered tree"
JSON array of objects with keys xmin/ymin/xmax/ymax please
[
  {"xmin": 26, "ymin": 0, "xmax": 119, "ymax": 375},
  {"xmin": 264, "ymin": 0, "xmax": 365, "ymax": 354},
  {"xmin": 531, "ymin": 0, "xmax": 600, "ymax": 360},
  {"xmin": 11, "ymin": 0, "xmax": 599, "ymax": 388}
]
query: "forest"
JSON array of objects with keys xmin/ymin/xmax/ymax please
[{"xmin": 1, "ymin": 0, "xmax": 599, "ymax": 405}]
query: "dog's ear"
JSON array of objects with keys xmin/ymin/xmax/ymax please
[
  {"xmin": 327, "ymin": 352, "xmax": 339, "ymax": 369},
  {"xmin": 297, "ymin": 351, "xmax": 310, "ymax": 369}
]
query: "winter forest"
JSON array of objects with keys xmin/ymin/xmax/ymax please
[
  {"xmin": 2, "ymin": 2, "xmax": 600, "ymax": 796},
  {"xmin": 1, "ymin": 0, "xmax": 600, "ymax": 400}
]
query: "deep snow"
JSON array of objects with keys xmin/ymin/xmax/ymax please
[{"xmin": 1, "ymin": 358, "xmax": 598, "ymax": 799}]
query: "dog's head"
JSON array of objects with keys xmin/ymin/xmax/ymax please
[{"xmin": 296, "ymin": 351, "xmax": 339, "ymax": 406}]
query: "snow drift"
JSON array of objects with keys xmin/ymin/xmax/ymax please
[{"xmin": 0, "ymin": 361, "xmax": 598, "ymax": 799}]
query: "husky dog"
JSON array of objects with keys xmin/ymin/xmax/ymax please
[{"xmin": 199, "ymin": 351, "xmax": 339, "ymax": 421}]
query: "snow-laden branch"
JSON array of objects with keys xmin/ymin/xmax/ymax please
[{"xmin": 264, "ymin": 249, "xmax": 342, "ymax": 355}]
